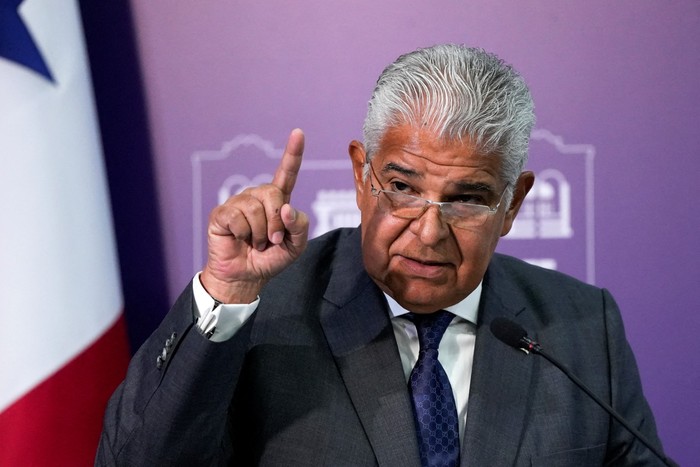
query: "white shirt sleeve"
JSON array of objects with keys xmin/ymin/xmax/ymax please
[{"xmin": 191, "ymin": 272, "xmax": 259, "ymax": 342}]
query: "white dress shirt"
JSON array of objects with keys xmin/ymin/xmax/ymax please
[
  {"xmin": 192, "ymin": 272, "xmax": 258, "ymax": 342},
  {"xmin": 191, "ymin": 273, "xmax": 479, "ymax": 443}
]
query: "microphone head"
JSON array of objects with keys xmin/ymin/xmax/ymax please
[{"xmin": 490, "ymin": 317, "xmax": 528, "ymax": 348}]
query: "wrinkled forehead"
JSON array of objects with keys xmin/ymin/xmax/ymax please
[
  {"xmin": 369, "ymin": 125, "xmax": 504, "ymax": 182},
  {"xmin": 372, "ymin": 121, "xmax": 495, "ymax": 163},
  {"xmin": 377, "ymin": 106, "xmax": 499, "ymax": 159}
]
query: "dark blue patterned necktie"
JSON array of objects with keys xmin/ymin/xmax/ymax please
[{"xmin": 408, "ymin": 311, "xmax": 460, "ymax": 467}]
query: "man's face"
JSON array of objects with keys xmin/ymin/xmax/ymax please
[{"xmin": 349, "ymin": 124, "xmax": 533, "ymax": 313}]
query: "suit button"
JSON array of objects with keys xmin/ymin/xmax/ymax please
[
  {"xmin": 165, "ymin": 332, "xmax": 178, "ymax": 349},
  {"xmin": 156, "ymin": 355, "xmax": 163, "ymax": 370}
]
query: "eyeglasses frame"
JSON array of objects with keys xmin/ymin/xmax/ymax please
[{"xmin": 365, "ymin": 160, "xmax": 511, "ymax": 229}]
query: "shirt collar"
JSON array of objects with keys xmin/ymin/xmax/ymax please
[{"xmin": 384, "ymin": 281, "xmax": 481, "ymax": 325}]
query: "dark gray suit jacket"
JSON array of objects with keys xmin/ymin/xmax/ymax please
[{"xmin": 97, "ymin": 227, "xmax": 667, "ymax": 466}]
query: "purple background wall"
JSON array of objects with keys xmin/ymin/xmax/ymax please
[{"xmin": 123, "ymin": 1, "xmax": 698, "ymax": 463}]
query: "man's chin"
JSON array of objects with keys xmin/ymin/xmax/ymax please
[{"xmin": 389, "ymin": 290, "xmax": 459, "ymax": 314}]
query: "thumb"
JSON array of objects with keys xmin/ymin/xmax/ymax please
[{"xmin": 280, "ymin": 203, "xmax": 309, "ymax": 250}]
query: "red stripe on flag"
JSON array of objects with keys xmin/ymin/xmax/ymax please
[{"xmin": 0, "ymin": 314, "xmax": 129, "ymax": 466}]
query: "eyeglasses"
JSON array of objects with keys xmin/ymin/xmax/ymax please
[{"xmin": 367, "ymin": 161, "xmax": 510, "ymax": 229}]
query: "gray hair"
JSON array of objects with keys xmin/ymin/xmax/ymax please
[{"xmin": 362, "ymin": 44, "xmax": 535, "ymax": 190}]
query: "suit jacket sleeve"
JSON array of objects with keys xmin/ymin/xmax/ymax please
[
  {"xmin": 95, "ymin": 285, "xmax": 251, "ymax": 466},
  {"xmin": 600, "ymin": 288, "xmax": 667, "ymax": 465}
]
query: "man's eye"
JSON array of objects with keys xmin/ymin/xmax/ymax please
[
  {"xmin": 453, "ymin": 194, "xmax": 488, "ymax": 205},
  {"xmin": 390, "ymin": 181, "xmax": 413, "ymax": 193}
]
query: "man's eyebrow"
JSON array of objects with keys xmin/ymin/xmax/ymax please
[
  {"xmin": 382, "ymin": 162, "xmax": 422, "ymax": 179},
  {"xmin": 449, "ymin": 181, "xmax": 496, "ymax": 193},
  {"xmin": 381, "ymin": 161, "xmax": 497, "ymax": 192}
]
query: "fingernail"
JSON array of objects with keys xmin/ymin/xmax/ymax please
[
  {"xmin": 288, "ymin": 206, "xmax": 297, "ymax": 221},
  {"xmin": 271, "ymin": 231, "xmax": 284, "ymax": 244}
]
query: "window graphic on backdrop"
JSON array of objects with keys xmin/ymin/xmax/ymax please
[
  {"xmin": 192, "ymin": 129, "xmax": 594, "ymax": 283},
  {"xmin": 498, "ymin": 129, "xmax": 595, "ymax": 284}
]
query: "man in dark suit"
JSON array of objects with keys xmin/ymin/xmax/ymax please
[{"xmin": 97, "ymin": 44, "xmax": 671, "ymax": 466}]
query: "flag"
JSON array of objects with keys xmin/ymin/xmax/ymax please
[{"xmin": 0, "ymin": 0, "xmax": 130, "ymax": 464}]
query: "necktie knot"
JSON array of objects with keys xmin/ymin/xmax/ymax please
[{"xmin": 410, "ymin": 310, "xmax": 455, "ymax": 352}]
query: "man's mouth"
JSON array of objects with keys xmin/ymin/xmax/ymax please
[{"xmin": 398, "ymin": 255, "xmax": 451, "ymax": 277}]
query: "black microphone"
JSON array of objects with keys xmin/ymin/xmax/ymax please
[{"xmin": 490, "ymin": 317, "xmax": 677, "ymax": 467}]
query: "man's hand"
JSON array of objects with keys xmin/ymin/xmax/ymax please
[{"xmin": 200, "ymin": 129, "xmax": 309, "ymax": 303}]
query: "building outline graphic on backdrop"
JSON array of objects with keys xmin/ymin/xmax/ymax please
[
  {"xmin": 522, "ymin": 129, "xmax": 595, "ymax": 284},
  {"xmin": 192, "ymin": 129, "xmax": 595, "ymax": 284}
]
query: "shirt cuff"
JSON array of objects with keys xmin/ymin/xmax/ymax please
[{"xmin": 191, "ymin": 272, "xmax": 259, "ymax": 342}]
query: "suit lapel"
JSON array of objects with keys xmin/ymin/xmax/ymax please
[
  {"xmin": 319, "ymin": 229, "xmax": 421, "ymax": 467},
  {"xmin": 460, "ymin": 258, "xmax": 538, "ymax": 466}
]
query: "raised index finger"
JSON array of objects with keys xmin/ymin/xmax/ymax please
[{"xmin": 271, "ymin": 128, "xmax": 305, "ymax": 200}]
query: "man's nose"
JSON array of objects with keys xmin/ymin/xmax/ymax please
[{"xmin": 409, "ymin": 204, "xmax": 450, "ymax": 245}]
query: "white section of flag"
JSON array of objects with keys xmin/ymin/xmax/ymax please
[{"xmin": 0, "ymin": 0, "xmax": 123, "ymax": 412}]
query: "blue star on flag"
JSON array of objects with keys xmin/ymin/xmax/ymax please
[{"xmin": 0, "ymin": 0, "xmax": 54, "ymax": 81}]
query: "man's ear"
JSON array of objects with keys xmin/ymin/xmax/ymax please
[
  {"xmin": 501, "ymin": 171, "xmax": 535, "ymax": 237},
  {"xmin": 348, "ymin": 140, "xmax": 367, "ymax": 207}
]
